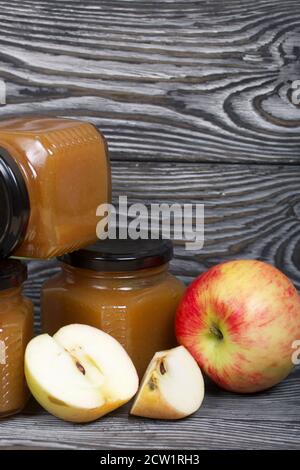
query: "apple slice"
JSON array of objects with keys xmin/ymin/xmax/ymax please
[
  {"xmin": 25, "ymin": 324, "xmax": 139, "ymax": 423},
  {"xmin": 130, "ymin": 346, "xmax": 204, "ymax": 420}
]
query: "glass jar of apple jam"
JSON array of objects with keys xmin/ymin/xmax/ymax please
[
  {"xmin": 0, "ymin": 117, "xmax": 111, "ymax": 259},
  {"xmin": 41, "ymin": 240, "xmax": 185, "ymax": 377},
  {"xmin": 0, "ymin": 260, "xmax": 33, "ymax": 418}
]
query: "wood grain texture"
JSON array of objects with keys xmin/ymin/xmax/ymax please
[
  {"xmin": 0, "ymin": 368, "xmax": 299, "ymax": 450},
  {"xmin": 16, "ymin": 161, "xmax": 300, "ymax": 450},
  {"xmin": 24, "ymin": 161, "xmax": 300, "ymax": 330},
  {"xmin": 14, "ymin": 162, "xmax": 300, "ymax": 449},
  {"xmin": 0, "ymin": 0, "xmax": 299, "ymax": 163},
  {"xmin": 0, "ymin": 0, "xmax": 300, "ymax": 451}
]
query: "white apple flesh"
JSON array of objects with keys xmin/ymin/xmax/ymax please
[
  {"xmin": 25, "ymin": 324, "xmax": 139, "ymax": 423},
  {"xmin": 130, "ymin": 346, "xmax": 204, "ymax": 420}
]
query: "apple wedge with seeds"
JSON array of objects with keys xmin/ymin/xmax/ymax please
[{"xmin": 131, "ymin": 346, "xmax": 205, "ymax": 420}]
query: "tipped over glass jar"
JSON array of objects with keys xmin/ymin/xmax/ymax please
[{"xmin": 0, "ymin": 117, "xmax": 111, "ymax": 259}]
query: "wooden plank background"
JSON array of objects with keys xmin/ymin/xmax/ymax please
[{"xmin": 0, "ymin": 0, "xmax": 300, "ymax": 450}]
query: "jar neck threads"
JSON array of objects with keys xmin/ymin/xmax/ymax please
[
  {"xmin": 0, "ymin": 148, "xmax": 30, "ymax": 257},
  {"xmin": 61, "ymin": 262, "xmax": 170, "ymax": 288}
]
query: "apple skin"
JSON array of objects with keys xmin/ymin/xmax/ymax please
[{"xmin": 175, "ymin": 260, "xmax": 300, "ymax": 393}]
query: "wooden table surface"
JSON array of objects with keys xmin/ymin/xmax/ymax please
[{"xmin": 0, "ymin": 0, "xmax": 300, "ymax": 450}]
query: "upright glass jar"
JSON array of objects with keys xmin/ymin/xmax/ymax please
[
  {"xmin": 0, "ymin": 117, "xmax": 111, "ymax": 259},
  {"xmin": 0, "ymin": 260, "xmax": 33, "ymax": 418},
  {"xmin": 42, "ymin": 240, "xmax": 185, "ymax": 377}
]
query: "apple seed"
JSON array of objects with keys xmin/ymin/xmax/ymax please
[
  {"xmin": 76, "ymin": 361, "xmax": 86, "ymax": 375},
  {"xmin": 148, "ymin": 374, "xmax": 158, "ymax": 391},
  {"xmin": 159, "ymin": 359, "xmax": 167, "ymax": 375}
]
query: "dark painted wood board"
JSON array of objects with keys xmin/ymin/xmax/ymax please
[
  {"xmin": 0, "ymin": 0, "xmax": 300, "ymax": 451},
  {"xmin": 1, "ymin": 161, "xmax": 296, "ymax": 450},
  {"xmin": 25, "ymin": 161, "xmax": 300, "ymax": 329},
  {"xmin": 0, "ymin": 0, "xmax": 299, "ymax": 163},
  {"xmin": 0, "ymin": 367, "xmax": 299, "ymax": 450}
]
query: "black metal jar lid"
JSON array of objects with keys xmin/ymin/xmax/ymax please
[
  {"xmin": 58, "ymin": 239, "xmax": 174, "ymax": 272},
  {"xmin": 0, "ymin": 259, "xmax": 27, "ymax": 291},
  {"xmin": 0, "ymin": 148, "xmax": 30, "ymax": 258}
]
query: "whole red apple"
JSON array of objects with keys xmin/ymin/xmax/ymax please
[{"xmin": 176, "ymin": 260, "xmax": 300, "ymax": 393}]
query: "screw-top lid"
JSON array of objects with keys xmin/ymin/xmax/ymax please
[
  {"xmin": 59, "ymin": 239, "xmax": 174, "ymax": 272},
  {"xmin": 0, "ymin": 148, "xmax": 30, "ymax": 258},
  {"xmin": 0, "ymin": 259, "xmax": 27, "ymax": 291}
]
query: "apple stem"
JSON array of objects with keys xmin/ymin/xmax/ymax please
[{"xmin": 210, "ymin": 324, "xmax": 223, "ymax": 340}]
